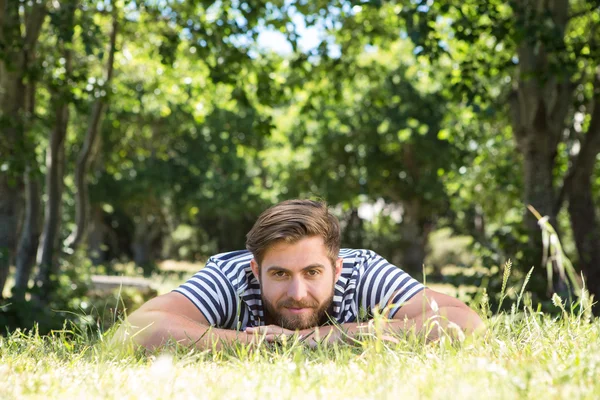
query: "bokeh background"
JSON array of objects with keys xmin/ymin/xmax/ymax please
[{"xmin": 1, "ymin": 0, "xmax": 599, "ymax": 334}]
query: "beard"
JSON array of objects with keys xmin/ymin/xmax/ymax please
[{"xmin": 261, "ymin": 287, "xmax": 335, "ymax": 330}]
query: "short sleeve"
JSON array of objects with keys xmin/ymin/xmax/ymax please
[
  {"xmin": 173, "ymin": 258, "xmax": 238, "ymax": 328},
  {"xmin": 355, "ymin": 251, "xmax": 424, "ymax": 319}
]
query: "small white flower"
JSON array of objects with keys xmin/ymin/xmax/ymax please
[{"xmin": 430, "ymin": 299, "xmax": 439, "ymax": 313}]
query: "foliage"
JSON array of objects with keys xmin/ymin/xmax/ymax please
[
  {"xmin": 0, "ymin": 254, "xmax": 94, "ymax": 335},
  {"xmin": 0, "ymin": 252, "xmax": 155, "ymax": 335},
  {"xmin": 2, "ymin": 0, "xmax": 600, "ymax": 328},
  {"xmin": 394, "ymin": 0, "xmax": 600, "ymax": 292}
]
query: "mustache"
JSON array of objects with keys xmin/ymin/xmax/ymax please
[{"xmin": 277, "ymin": 298, "xmax": 319, "ymax": 309}]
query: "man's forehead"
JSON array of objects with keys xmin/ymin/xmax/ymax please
[{"xmin": 264, "ymin": 263, "xmax": 328, "ymax": 272}]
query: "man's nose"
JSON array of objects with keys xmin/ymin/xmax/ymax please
[{"xmin": 288, "ymin": 278, "xmax": 307, "ymax": 301}]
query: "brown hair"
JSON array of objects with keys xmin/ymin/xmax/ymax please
[{"xmin": 246, "ymin": 199, "xmax": 341, "ymax": 266}]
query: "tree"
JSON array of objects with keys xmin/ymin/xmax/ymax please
[
  {"xmin": 394, "ymin": 0, "xmax": 600, "ymax": 301},
  {"xmin": 65, "ymin": 3, "xmax": 118, "ymax": 253},
  {"xmin": 34, "ymin": 0, "xmax": 78, "ymax": 301},
  {"xmin": 0, "ymin": 0, "xmax": 47, "ymax": 297}
]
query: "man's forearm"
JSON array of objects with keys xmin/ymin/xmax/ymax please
[
  {"xmin": 387, "ymin": 305, "xmax": 485, "ymax": 340},
  {"xmin": 115, "ymin": 305, "xmax": 484, "ymax": 350},
  {"xmin": 115, "ymin": 311, "xmax": 252, "ymax": 351},
  {"xmin": 300, "ymin": 306, "xmax": 484, "ymax": 344}
]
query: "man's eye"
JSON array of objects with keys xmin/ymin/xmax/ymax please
[
  {"xmin": 273, "ymin": 271, "xmax": 287, "ymax": 277},
  {"xmin": 307, "ymin": 269, "xmax": 320, "ymax": 276}
]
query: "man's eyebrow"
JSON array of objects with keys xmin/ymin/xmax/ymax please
[{"xmin": 265, "ymin": 263, "xmax": 327, "ymax": 272}]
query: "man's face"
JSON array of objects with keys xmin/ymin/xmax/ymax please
[{"xmin": 250, "ymin": 236, "xmax": 343, "ymax": 330}]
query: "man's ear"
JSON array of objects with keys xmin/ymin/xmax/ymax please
[
  {"xmin": 334, "ymin": 257, "xmax": 343, "ymax": 281},
  {"xmin": 250, "ymin": 258, "xmax": 260, "ymax": 281}
]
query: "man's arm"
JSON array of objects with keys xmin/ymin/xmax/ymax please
[
  {"xmin": 113, "ymin": 292, "xmax": 253, "ymax": 351},
  {"xmin": 248, "ymin": 288, "xmax": 485, "ymax": 345},
  {"xmin": 387, "ymin": 287, "xmax": 485, "ymax": 338},
  {"xmin": 115, "ymin": 289, "xmax": 484, "ymax": 350}
]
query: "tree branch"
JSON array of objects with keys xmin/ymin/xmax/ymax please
[
  {"xmin": 549, "ymin": 80, "xmax": 572, "ymax": 123},
  {"xmin": 556, "ymin": 66, "xmax": 600, "ymax": 213},
  {"xmin": 24, "ymin": 2, "xmax": 47, "ymax": 53},
  {"xmin": 584, "ymin": 67, "xmax": 600, "ymax": 157},
  {"xmin": 104, "ymin": 8, "xmax": 118, "ymax": 82},
  {"xmin": 549, "ymin": 0, "xmax": 570, "ymax": 34},
  {"xmin": 66, "ymin": 9, "xmax": 119, "ymax": 250},
  {"xmin": 1, "ymin": 1, "xmax": 22, "ymax": 51},
  {"xmin": 0, "ymin": 0, "xmax": 6, "ymax": 39},
  {"xmin": 508, "ymin": 88, "xmax": 526, "ymax": 146},
  {"xmin": 554, "ymin": 165, "xmax": 573, "ymax": 216}
]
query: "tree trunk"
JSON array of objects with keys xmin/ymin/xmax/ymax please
[
  {"xmin": 66, "ymin": 12, "xmax": 118, "ymax": 251},
  {"xmin": 0, "ymin": 2, "xmax": 26, "ymax": 299},
  {"xmin": 87, "ymin": 206, "xmax": 104, "ymax": 265},
  {"xmin": 13, "ymin": 167, "xmax": 41, "ymax": 299},
  {"xmin": 341, "ymin": 208, "xmax": 364, "ymax": 249},
  {"xmin": 0, "ymin": 1, "xmax": 46, "ymax": 298},
  {"xmin": 568, "ymin": 171, "xmax": 600, "ymax": 308},
  {"xmin": 88, "ymin": 204, "xmax": 115, "ymax": 266},
  {"xmin": 132, "ymin": 215, "xmax": 162, "ymax": 276},
  {"xmin": 13, "ymin": 79, "xmax": 42, "ymax": 299},
  {"xmin": 521, "ymin": 137, "xmax": 558, "ymax": 239},
  {"xmin": 398, "ymin": 199, "xmax": 431, "ymax": 275},
  {"xmin": 566, "ymin": 69, "xmax": 600, "ymax": 310},
  {"xmin": 0, "ymin": 177, "xmax": 22, "ymax": 299},
  {"xmin": 509, "ymin": 0, "xmax": 572, "ymax": 288},
  {"xmin": 160, "ymin": 198, "xmax": 178, "ymax": 259},
  {"xmin": 35, "ymin": 75, "xmax": 71, "ymax": 298}
]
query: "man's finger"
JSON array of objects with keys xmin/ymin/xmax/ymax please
[
  {"xmin": 245, "ymin": 326, "xmax": 269, "ymax": 334},
  {"xmin": 380, "ymin": 335, "xmax": 400, "ymax": 344},
  {"xmin": 265, "ymin": 334, "xmax": 279, "ymax": 342},
  {"xmin": 246, "ymin": 326, "xmax": 296, "ymax": 338}
]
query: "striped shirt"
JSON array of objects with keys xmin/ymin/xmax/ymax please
[{"xmin": 174, "ymin": 248, "xmax": 424, "ymax": 330}]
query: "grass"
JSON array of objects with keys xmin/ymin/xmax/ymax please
[{"xmin": 2, "ymin": 290, "xmax": 600, "ymax": 400}]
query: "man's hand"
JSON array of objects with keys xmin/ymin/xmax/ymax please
[
  {"xmin": 244, "ymin": 325, "xmax": 341, "ymax": 348},
  {"xmin": 244, "ymin": 325, "xmax": 299, "ymax": 344},
  {"xmin": 245, "ymin": 325, "xmax": 352, "ymax": 348}
]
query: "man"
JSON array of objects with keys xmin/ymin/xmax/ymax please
[{"xmin": 118, "ymin": 199, "xmax": 484, "ymax": 350}]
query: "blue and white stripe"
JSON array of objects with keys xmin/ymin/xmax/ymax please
[{"xmin": 174, "ymin": 248, "xmax": 424, "ymax": 330}]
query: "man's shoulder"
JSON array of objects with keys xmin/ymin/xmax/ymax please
[
  {"xmin": 207, "ymin": 250, "xmax": 254, "ymax": 278},
  {"xmin": 210, "ymin": 249, "xmax": 252, "ymax": 262},
  {"xmin": 339, "ymin": 248, "xmax": 378, "ymax": 261},
  {"xmin": 203, "ymin": 250, "xmax": 254, "ymax": 292}
]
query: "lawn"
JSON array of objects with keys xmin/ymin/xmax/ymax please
[{"xmin": 2, "ymin": 296, "xmax": 599, "ymax": 400}]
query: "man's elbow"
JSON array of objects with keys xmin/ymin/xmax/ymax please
[
  {"xmin": 111, "ymin": 310, "xmax": 166, "ymax": 351},
  {"xmin": 453, "ymin": 306, "xmax": 486, "ymax": 336}
]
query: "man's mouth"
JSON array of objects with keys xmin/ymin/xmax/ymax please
[{"xmin": 285, "ymin": 307, "xmax": 311, "ymax": 314}]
